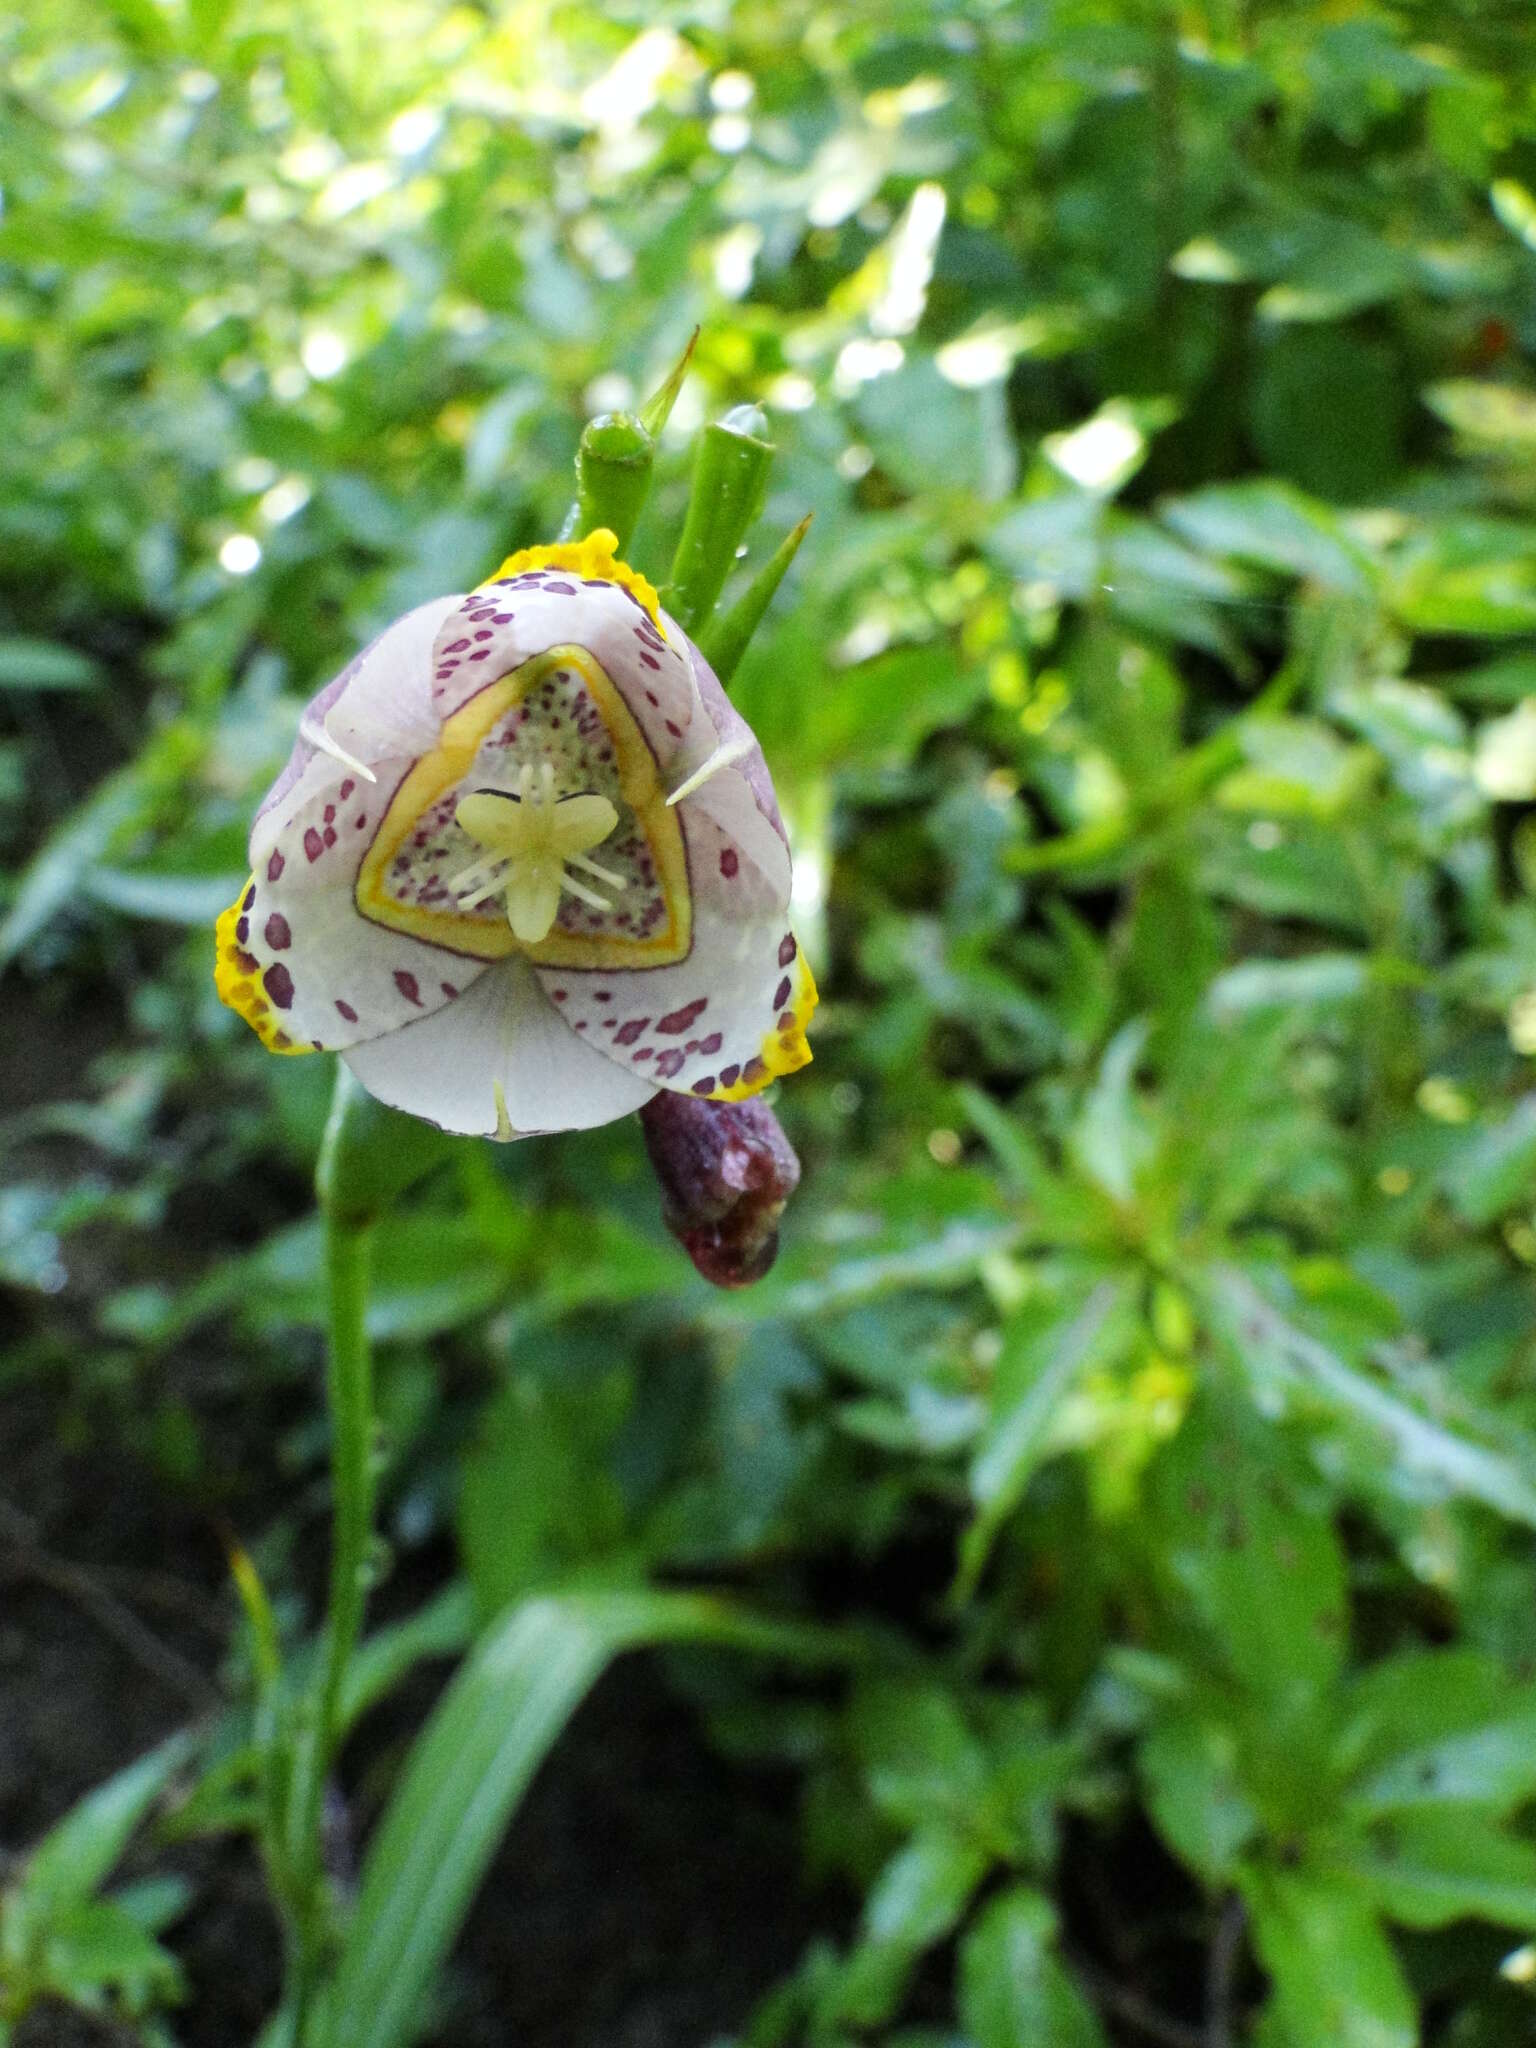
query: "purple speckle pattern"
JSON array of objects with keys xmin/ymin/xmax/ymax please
[
  {"xmin": 236, "ymin": 754, "xmax": 475, "ymax": 1050},
  {"xmin": 429, "ymin": 575, "xmax": 696, "ymax": 777},
  {"xmin": 657, "ymin": 997, "xmax": 708, "ymax": 1035}
]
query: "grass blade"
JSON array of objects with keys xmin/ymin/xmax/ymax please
[{"xmin": 323, "ymin": 1589, "xmax": 859, "ymax": 2048}]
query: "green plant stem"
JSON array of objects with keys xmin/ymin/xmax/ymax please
[
  {"xmin": 288, "ymin": 1203, "xmax": 375, "ymax": 2045},
  {"xmin": 316, "ymin": 1211, "xmax": 376, "ymax": 1814}
]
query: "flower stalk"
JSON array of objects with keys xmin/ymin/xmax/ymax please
[{"xmin": 281, "ymin": 1069, "xmax": 383, "ymax": 2042}]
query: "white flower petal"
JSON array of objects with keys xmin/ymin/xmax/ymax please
[
  {"xmin": 529, "ymin": 635, "xmax": 811, "ymax": 1101},
  {"xmin": 217, "ymin": 865, "xmax": 488, "ymax": 1052},
  {"xmin": 252, "ymin": 596, "xmax": 459, "ymax": 868},
  {"xmin": 673, "ymin": 635, "xmax": 789, "ymax": 849},
  {"xmin": 533, "ymin": 787, "xmax": 811, "ymax": 1101},
  {"xmin": 343, "ymin": 955, "xmax": 658, "ymax": 1137}
]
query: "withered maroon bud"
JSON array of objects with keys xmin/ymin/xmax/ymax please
[{"xmin": 639, "ymin": 1092, "xmax": 801, "ymax": 1288}]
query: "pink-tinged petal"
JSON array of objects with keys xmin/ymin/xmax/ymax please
[
  {"xmin": 431, "ymin": 578, "xmax": 696, "ymax": 773},
  {"xmin": 325, "ymin": 593, "xmax": 455, "ymax": 762},
  {"xmin": 252, "ymin": 596, "xmax": 460, "ymax": 868},
  {"xmin": 680, "ymin": 760, "xmax": 791, "ymax": 902},
  {"xmin": 343, "ymin": 956, "xmax": 657, "ymax": 1138},
  {"xmin": 216, "ymin": 869, "xmax": 489, "ymax": 1052}
]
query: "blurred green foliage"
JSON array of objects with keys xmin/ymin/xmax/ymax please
[{"xmin": 5, "ymin": 0, "xmax": 1536, "ymax": 2043}]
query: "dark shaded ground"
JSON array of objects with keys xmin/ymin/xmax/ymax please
[
  {"xmin": 1, "ymin": 1376, "xmax": 827, "ymax": 2048},
  {"xmin": 0, "ymin": 1346, "xmax": 1229, "ymax": 2048},
  {"xmin": 426, "ymin": 1662, "xmax": 827, "ymax": 2048}
]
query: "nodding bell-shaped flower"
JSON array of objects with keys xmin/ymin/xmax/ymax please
[{"xmin": 215, "ymin": 531, "xmax": 816, "ymax": 1139}]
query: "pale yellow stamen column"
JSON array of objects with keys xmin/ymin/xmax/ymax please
[{"xmin": 453, "ymin": 763, "xmax": 621, "ymax": 945}]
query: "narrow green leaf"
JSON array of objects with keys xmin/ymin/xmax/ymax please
[
  {"xmin": 22, "ymin": 1733, "xmax": 191, "ymax": 1914},
  {"xmin": 957, "ymin": 1279, "xmax": 1136, "ymax": 1596},
  {"xmin": 324, "ymin": 1590, "xmax": 860, "ymax": 2048},
  {"xmin": 1160, "ymin": 480, "xmax": 1375, "ymax": 593},
  {"xmin": 1343, "ymin": 1810, "xmax": 1536, "ymax": 1930},
  {"xmin": 1068, "ymin": 1021, "xmax": 1155, "ymax": 1205},
  {"xmin": 698, "ymin": 513, "xmax": 812, "ymax": 686},
  {"xmin": 1139, "ymin": 1713, "xmax": 1260, "ymax": 1883},
  {"xmin": 1244, "ymin": 1866, "xmax": 1415, "ymax": 2048},
  {"xmin": 1349, "ymin": 1711, "xmax": 1536, "ymax": 1820},
  {"xmin": 84, "ymin": 867, "xmax": 244, "ymax": 925},
  {"xmin": 836, "ymin": 1828, "xmax": 990, "ymax": 2028},
  {"xmin": 637, "ymin": 326, "xmax": 698, "ymax": 437},
  {"xmin": 1147, "ymin": 1389, "xmax": 1350, "ymax": 1704},
  {"xmin": 0, "ymin": 637, "xmax": 103, "ymax": 691},
  {"xmin": 1208, "ymin": 1268, "xmax": 1536, "ymax": 1530},
  {"xmin": 712, "ymin": 1218, "xmax": 1026, "ymax": 1329},
  {"xmin": 959, "ymin": 1886, "xmax": 1108, "ymax": 2048},
  {"xmin": 36, "ymin": 1897, "xmax": 183, "ymax": 2003},
  {"xmin": 0, "ymin": 727, "xmax": 197, "ymax": 968}
]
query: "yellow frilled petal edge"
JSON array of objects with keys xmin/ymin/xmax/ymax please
[
  {"xmin": 482, "ymin": 528, "xmax": 668, "ymax": 639},
  {"xmin": 710, "ymin": 945, "xmax": 818, "ymax": 1102},
  {"xmin": 214, "ymin": 882, "xmax": 312, "ymax": 1054}
]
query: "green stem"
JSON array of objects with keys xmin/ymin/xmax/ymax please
[
  {"xmin": 316, "ymin": 1211, "xmax": 376, "ymax": 1803},
  {"xmin": 287, "ymin": 1196, "xmax": 375, "ymax": 2044}
]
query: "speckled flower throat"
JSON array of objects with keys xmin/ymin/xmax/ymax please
[
  {"xmin": 355, "ymin": 633, "xmax": 689, "ymax": 968},
  {"xmin": 214, "ymin": 531, "xmax": 815, "ymax": 1139}
]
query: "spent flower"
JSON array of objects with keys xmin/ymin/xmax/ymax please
[{"xmin": 639, "ymin": 1091, "xmax": 801, "ymax": 1288}]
